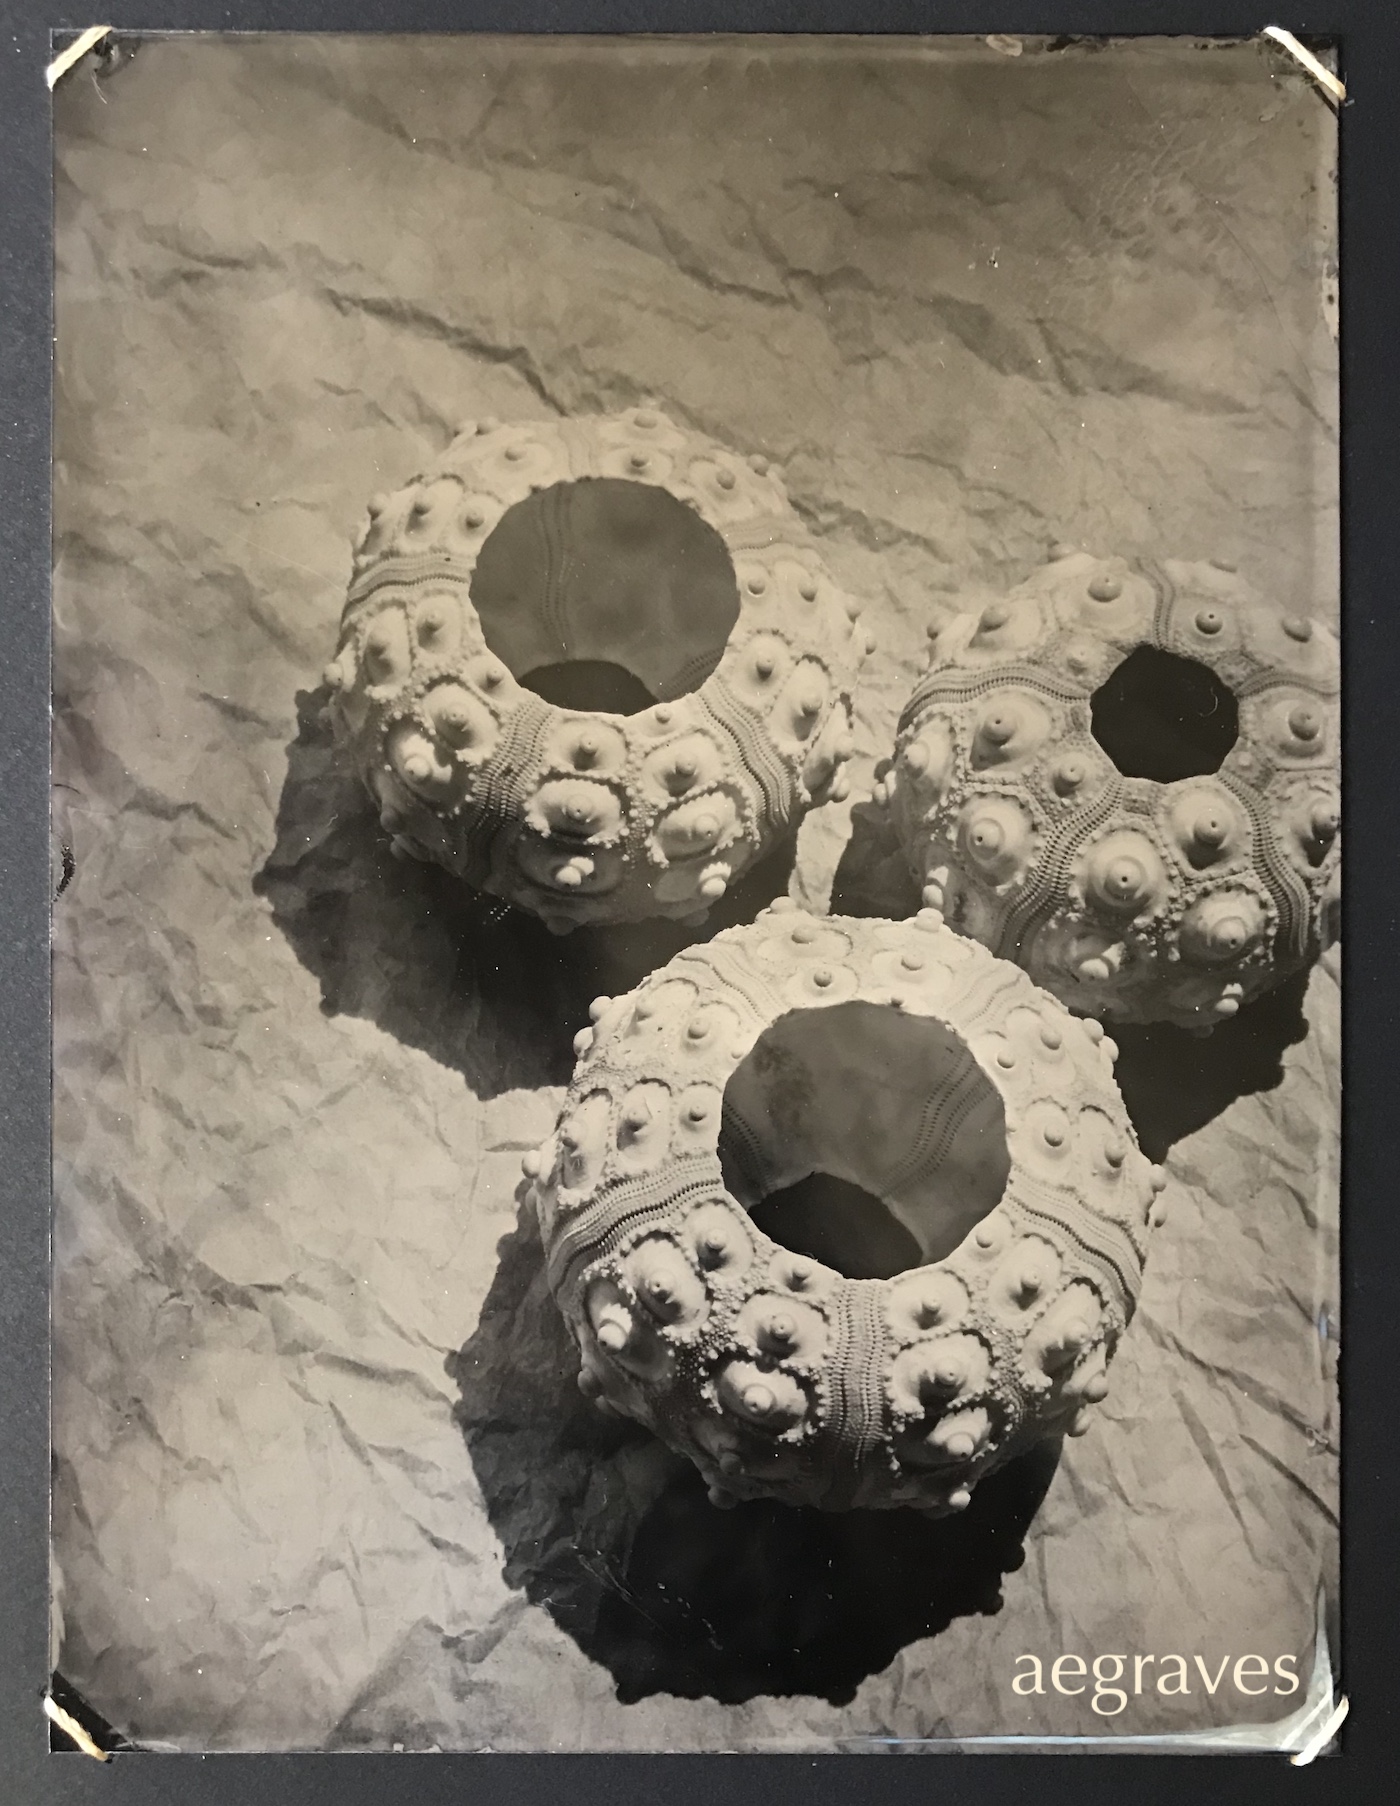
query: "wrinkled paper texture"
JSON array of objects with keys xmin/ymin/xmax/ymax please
[{"xmin": 52, "ymin": 34, "xmax": 1338, "ymax": 1751}]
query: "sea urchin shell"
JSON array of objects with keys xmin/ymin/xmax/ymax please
[
  {"xmin": 323, "ymin": 409, "xmax": 870, "ymax": 931},
  {"xmin": 888, "ymin": 552, "xmax": 1339, "ymax": 1028},
  {"xmin": 529, "ymin": 904, "xmax": 1161, "ymax": 1513}
]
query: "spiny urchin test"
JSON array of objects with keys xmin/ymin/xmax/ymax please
[
  {"xmin": 880, "ymin": 550, "xmax": 1339, "ymax": 1029},
  {"xmin": 527, "ymin": 905, "xmax": 1165, "ymax": 1514},
  {"xmin": 322, "ymin": 409, "xmax": 873, "ymax": 931}
]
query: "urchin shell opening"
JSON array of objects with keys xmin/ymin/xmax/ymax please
[
  {"xmin": 718, "ymin": 1001, "xmax": 1011, "ymax": 1282},
  {"xmin": 468, "ymin": 477, "xmax": 741, "ymax": 716},
  {"xmin": 1090, "ymin": 645, "xmax": 1239, "ymax": 782}
]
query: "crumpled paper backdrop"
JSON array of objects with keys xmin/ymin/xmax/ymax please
[{"xmin": 51, "ymin": 33, "xmax": 1339, "ymax": 1751}]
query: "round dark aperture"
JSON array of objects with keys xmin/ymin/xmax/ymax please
[
  {"xmin": 719, "ymin": 1001, "xmax": 1010, "ymax": 1283},
  {"xmin": 468, "ymin": 477, "xmax": 741, "ymax": 717},
  {"xmin": 748, "ymin": 1174, "xmax": 924, "ymax": 1282},
  {"xmin": 517, "ymin": 660, "xmax": 660, "ymax": 716},
  {"xmin": 1090, "ymin": 645, "xmax": 1239, "ymax": 782}
]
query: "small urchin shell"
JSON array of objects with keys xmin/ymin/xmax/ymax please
[
  {"xmin": 323, "ymin": 409, "xmax": 870, "ymax": 931},
  {"xmin": 887, "ymin": 551, "xmax": 1340, "ymax": 1029},
  {"xmin": 530, "ymin": 904, "xmax": 1160, "ymax": 1514}
]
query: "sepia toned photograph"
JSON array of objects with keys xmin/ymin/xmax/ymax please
[{"xmin": 50, "ymin": 30, "xmax": 1339, "ymax": 1753}]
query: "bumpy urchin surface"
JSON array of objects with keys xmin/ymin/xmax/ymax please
[
  {"xmin": 322, "ymin": 408, "xmax": 872, "ymax": 931},
  {"xmin": 882, "ymin": 550, "xmax": 1340, "ymax": 1029},
  {"xmin": 527, "ymin": 903, "xmax": 1163, "ymax": 1514}
]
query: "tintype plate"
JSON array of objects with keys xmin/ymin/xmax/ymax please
[{"xmin": 50, "ymin": 28, "xmax": 1340, "ymax": 1755}]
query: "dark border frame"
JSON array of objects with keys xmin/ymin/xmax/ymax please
[{"xmin": 5, "ymin": 3, "xmax": 1397, "ymax": 1801}]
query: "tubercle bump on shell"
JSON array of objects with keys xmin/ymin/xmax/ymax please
[
  {"xmin": 533, "ymin": 908, "xmax": 1156, "ymax": 1513},
  {"xmin": 886, "ymin": 553, "xmax": 1339, "ymax": 1029},
  {"xmin": 323, "ymin": 409, "xmax": 869, "ymax": 929}
]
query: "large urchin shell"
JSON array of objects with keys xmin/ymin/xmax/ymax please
[
  {"xmin": 884, "ymin": 551, "xmax": 1340, "ymax": 1030},
  {"xmin": 528, "ymin": 903, "xmax": 1162, "ymax": 1514},
  {"xmin": 322, "ymin": 409, "xmax": 871, "ymax": 932}
]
